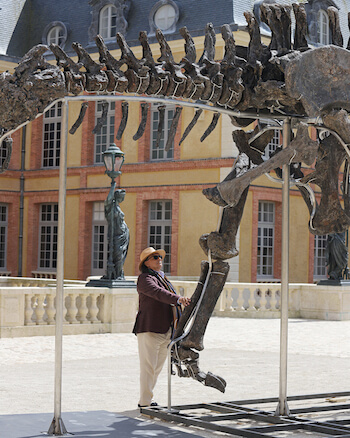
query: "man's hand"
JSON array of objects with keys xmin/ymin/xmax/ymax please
[{"xmin": 178, "ymin": 296, "xmax": 191, "ymax": 306}]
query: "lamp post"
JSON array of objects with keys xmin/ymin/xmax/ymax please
[
  {"xmin": 103, "ymin": 144, "xmax": 124, "ymax": 281},
  {"xmin": 103, "ymin": 143, "xmax": 124, "ymax": 183},
  {"xmin": 87, "ymin": 144, "xmax": 134, "ymax": 288}
]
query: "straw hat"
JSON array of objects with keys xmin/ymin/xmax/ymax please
[{"xmin": 139, "ymin": 247, "xmax": 166, "ymax": 270}]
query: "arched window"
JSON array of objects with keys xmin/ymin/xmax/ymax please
[
  {"xmin": 42, "ymin": 21, "xmax": 68, "ymax": 48},
  {"xmin": 149, "ymin": 1, "xmax": 179, "ymax": 35},
  {"xmin": 47, "ymin": 25, "xmax": 65, "ymax": 46},
  {"xmin": 99, "ymin": 4, "xmax": 118, "ymax": 39},
  {"xmin": 317, "ymin": 9, "xmax": 330, "ymax": 45},
  {"xmin": 154, "ymin": 4, "xmax": 176, "ymax": 31}
]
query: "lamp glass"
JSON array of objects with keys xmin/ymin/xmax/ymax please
[
  {"xmin": 114, "ymin": 156, "xmax": 124, "ymax": 172},
  {"xmin": 104, "ymin": 155, "xmax": 113, "ymax": 172}
]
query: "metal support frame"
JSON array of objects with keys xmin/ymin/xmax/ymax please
[
  {"xmin": 47, "ymin": 100, "xmax": 69, "ymax": 436},
  {"xmin": 275, "ymin": 118, "xmax": 291, "ymax": 417},
  {"xmin": 1, "ymin": 93, "xmax": 342, "ymax": 435},
  {"xmin": 141, "ymin": 392, "xmax": 350, "ymax": 437}
]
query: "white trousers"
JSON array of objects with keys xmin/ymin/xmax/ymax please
[{"xmin": 137, "ymin": 329, "xmax": 171, "ymax": 406}]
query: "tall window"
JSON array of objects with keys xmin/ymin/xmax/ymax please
[
  {"xmin": 151, "ymin": 105, "xmax": 174, "ymax": 160},
  {"xmin": 0, "ymin": 204, "xmax": 8, "ymax": 270},
  {"xmin": 263, "ymin": 129, "xmax": 282, "ymax": 159},
  {"xmin": 99, "ymin": 4, "xmax": 118, "ymax": 39},
  {"xmin": 95, "ymin": 101, "xmax": 115, "ymax": 164},
  {"xmin": 47, "ymin": 26, "xmax": 65, "ymax": 46},
  {"xmin": 43, "ymin": 102, "xmax": 62, "ymax": 168},
  {"xmin": 148, "ymin": 200, "xmax": 172, "ymax": 274},
  {"xmin": 0, "ymin": 140, "xmax": 9, "ymax": 169},
  {"xmin": 38, "ymin": 204, "xmax": 58, "ymax": 271},
  {"xmin": 91, "ymin": 202, "xmax": 108, "ymax": 276},
  {"xmin": 314, "ymin": 234, "xmax": 327, "ymax": 279},
  {"xmin": 257, "ymin": 201, "xmax": 275, "ymax": 278},
  {"xmin": 317, "ymin": 9, "xmax": 330, "ymax": 45}
]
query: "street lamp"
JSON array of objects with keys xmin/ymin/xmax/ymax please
[
  {"xmin": 103, "ymin": 143, "xmax": 124, "ymax": 182},
  {"xmin": 87, "ymin": 143, "xmax": 133, "ymax": 288}
]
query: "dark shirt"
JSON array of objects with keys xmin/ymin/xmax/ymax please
[{"xmin": 133, "ymin": 271, "xmax": 178, "ymax": 334}]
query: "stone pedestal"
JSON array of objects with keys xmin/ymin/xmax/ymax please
[
  {"xmin": 317, "ymin": 279, "xmax": 350, "ymax": 286},
  {"xmin": 289, "ymin": 283, "xmax": 350, "ymax": 320},
  {"xmin": 85, "ymin": 278, "xmax": 136, "ymax": 289}
]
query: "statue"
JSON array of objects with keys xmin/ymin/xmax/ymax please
[
  {"xmin": 103, "ymin": 182, "xmax": 129, "ymax": 280},
  {"xmin": 326, "ymin": 232, "xmax": 349, "ymax": 280}
]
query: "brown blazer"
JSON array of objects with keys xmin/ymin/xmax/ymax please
[{"xmin": 133, "ymin": 272, "xmax": 178, "ymax": 334}]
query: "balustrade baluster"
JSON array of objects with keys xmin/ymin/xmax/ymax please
[
  {"xmin": 66, "ymin": 293, "xmax": 79, "ymax": 324},
  {"xmin": 46, "ymin": 294, "xmax": 56, "ymax": 324},
  {"xmin": 225, "ymin": 289, "xmax": 233, "ymax": 311},
  {"xmin": 236, "ymin": 288, "xmax": 245, "ymax": 311},
  {"xmin": 78, "ymin": 294, "xmax": 89, "ymax": 323},
  {"xmin": 88, "ymin": 293, "xmax": 100, "ymax": 324},
  {"xmin": 63, "ymin": 296, "xmax": 68, "ymax": 323},
  {"xmin": 247, "ymin": 290, "xmax": 256, "ymax": 311},
  {"xmin": 260, "ymin": 289, "xmax": 268, "ymax": 311},
  {"xmin": 35, "ymin": 294, "xmax": 45, "ymax": 325},
  {"xmin": 25, "ymin": 294, "xmax": 34, "ymax": 325},
  {"xmin": 270, "ymin": 289, "xmax": 278, "ymax": 310},
  {"xmin": 215, "ymin": 289, "xmax": 224, "ymax": 312}
]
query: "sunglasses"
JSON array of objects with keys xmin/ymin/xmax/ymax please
[{"xmin": 148, "ymin": 255, "xmax": 163, "ymax": 261}]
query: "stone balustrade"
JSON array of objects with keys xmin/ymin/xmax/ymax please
[
  {"xmin": 214, "ymin": 283, "xmax": 282, "ymax": 318},
  {"xmin": 170, "ymin": 281, "xmax": 350, "ymax": 320},
  {"xmin": 0, "ymin": 281, "xmax": 138, "ymax": 337},
  {"xmin": 1, "ymin": 278, "xmax": 350, "ymax": 338}
]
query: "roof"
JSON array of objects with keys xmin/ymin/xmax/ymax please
[
  {"xmin": 6, "ymin": 0, "xmax": 238, "ymax": 58},
  {"xmin": 4, "ymin": 0, "xmax": 350, "ymax": 58},
  {"xmin": 0, "ymin": 0, "xmax": 27, "ymax": 55}
]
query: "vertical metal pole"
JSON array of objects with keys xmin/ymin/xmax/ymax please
[
  {"xmin": 48, "ymin": 100, "xmax": 68, "ymax": 435},
  {"xmin": 18, "ymin": 126, "xmax": 26, "ymax": 276},
  {"xmin": 167, "ymin": 345, "xmax": 172, "ymax": 410},
  {"xmin": 275, "ymin": 118, "xmax": 291, "ymax": 416}
]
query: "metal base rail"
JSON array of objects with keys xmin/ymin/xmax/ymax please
[{"xmin": 141, "ymin": 392, "xmax": 350, "ymax": 437}]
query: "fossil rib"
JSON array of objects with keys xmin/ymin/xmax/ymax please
[
  {"xmin": 69, "ymin": 102, "xmax": 89, "ymax": 134},
  {"xmin": 133, "ymin": 102, "xmax": 149, "ymax": 141},
  {"xmin": 116, "ymin": 102, "xmax": 129, "ymax": 141}
]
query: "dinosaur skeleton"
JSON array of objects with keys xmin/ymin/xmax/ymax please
[{"xmin": 2, "ymin": 3, "xmax": 350, "ymax": 391}]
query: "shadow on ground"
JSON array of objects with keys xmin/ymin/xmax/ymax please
[{"xmin": 0, "ymin": 410, "xmax": 203, "ymax": 438}]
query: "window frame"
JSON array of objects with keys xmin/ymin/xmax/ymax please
[
  {"xmin": 47, "ymin": 26, "xmax": 65, "ymax": 46},
  {"xmin": 91, "ymin": 201, "xmax": 108, "ymax": 276},
  {"xmin": 99, "ymin": 4, "xmax": 118, "ymax": 39},
  {"xmin": 0, "ymin": 138, "xmax": 11, "ymax": 170},
  {"xmin": 150, "ymin": 104, "xmax": 174, "ymax": 161},
  {"xmin": 42, "ymin": 102, "xmax": 62, "ymax": 168},
  {"xmin": 42, "ymin": 21, "xmax": 68, "ymax": 49},
  {"xmin": 0, "ymin": 203, "xmax": 8, "ymax": 271},
  {"xmin": 148, "ymin": 200, "xmax": 172, "ymax": 274},
  {"xmin": 38, "ymin": 203, "xmax": 59, "ymax": 272},
  {"xmin": 317, "ymin": 9, "xmax": 330, "ymax": 45},
  {"xmin": 149, "ymin": 0, "xmax": 179, "ymax": 35},
  {"xmin": 94, "ymin": 101, "xmax": 115, "ymax": 164},
  {"xmin": 154, "ymin": 4, "xmax": 176, "ymax": 31},
  {"xmin": 314, "ymin": 234, "xmax": 328, "ymax": 280},
  {"xmin": 257, "ymin": 201, "xmax": 275, "ymax": 279},
  {"xmin": 263, "ymin": 129, "xmax": 282, "ymax": 160}
]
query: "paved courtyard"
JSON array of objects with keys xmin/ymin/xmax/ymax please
[{"xmin": 1, "ymin": 317, "xmax": 350, "ymax": 437}]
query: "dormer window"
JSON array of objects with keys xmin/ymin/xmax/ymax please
[
  {"xmin": 149, "ymin": 0, "xmax": 179, "ymax": 35},
  {"xmin": 47, "ymin": 26, "xmax": 65, "ymax": 46},
  {"xmin": 42, "ymin": 21, "xmax": 68, "ymax": 48},
  {"xmin": 154, "ymin": 4, "xmax": 176, "ymax": 31},
  {"xmin": 88, "ymin": 0, "xmax": 130, "ymax": 43},
  {"xmin": 317, "ymin": 9, "xmax": 330, "ymax": 45},
  {"xmin": 99, "ymin": 4, "xmax": 118, "ymax": 39}
]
